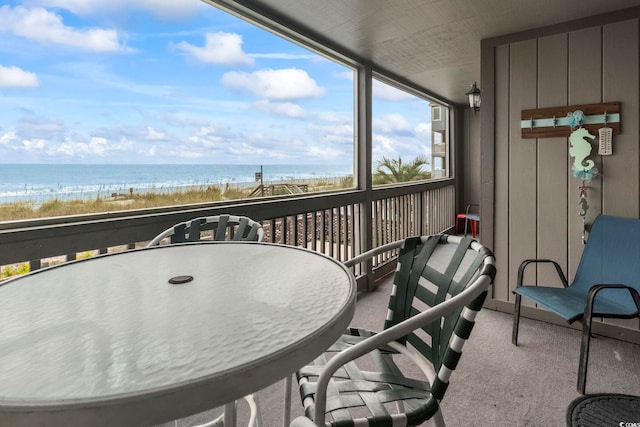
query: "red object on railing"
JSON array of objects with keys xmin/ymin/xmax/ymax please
[{"xmin": 455, "ymin": 204, "xmax": 479, "ymax": 238}]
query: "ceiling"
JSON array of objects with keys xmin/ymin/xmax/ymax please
[{"xmin": 209, "ymin": 0, "xmax": 640, "ymax": 105}]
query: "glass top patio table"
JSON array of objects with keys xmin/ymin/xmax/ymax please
[{"xmin": 0, "ymin": 241, "xmax": 357, "ymax": 427}]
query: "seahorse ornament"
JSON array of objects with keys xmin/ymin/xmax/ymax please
[
  {"xmin": 569, "ymin": 127, "xmax": 598, "ymax": 180},
  {"xmin": 567, "ymin": 112, "xmax": 598, "ymax": 244}
]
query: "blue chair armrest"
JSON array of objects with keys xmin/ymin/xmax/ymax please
[
  {"xmin": 585, "ymin": 284, "xmax": 640, "ymax": 319},
  {"xmin": 516, "ymin": 259, "xmax": 569, "ymax": 290}
]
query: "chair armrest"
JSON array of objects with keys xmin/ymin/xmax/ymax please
[
  {"xmin": 584, "ymin": 284, "xmax": 640, "ymax": 319},
  {"xmin": 311, "ymin": 270, "xmax": 494, "ymax": 425},
  {"xmin": 465, "ymin": 204, "xmax": 479, "ymax": 216},
  {"xmin": 343, "ymin": 238, "xmax": 406, "ymax": 268},
  {"xmin": 516, "ymin": 259, "xmax": 568, "ymax": 290},
  {"xmin": 345, "ymin": 235, "xmax": 482, "ymax": 269}
]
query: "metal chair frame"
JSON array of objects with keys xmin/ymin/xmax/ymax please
[
  {"xmin": 147, "ymin": 214, "xmax": 264, "ymax": 246},
  {"xmin": 147, "ymin": 214, "xmax": 264, "ymax": 427},
  {"xmin": 512, "ymin": 214, "xmax": 640, "ymax": 394},
  {"xmin": 455, "ymin": 204, "xmax": 480, "ymax": 237},
  {"xmin": 289, "ymin": 234, "xmax": 496, "ymax": 427}
]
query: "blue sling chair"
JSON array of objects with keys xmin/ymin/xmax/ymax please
[{"xmin": 512, "ymin": 214, "xmax": 640, "ymax": 394}]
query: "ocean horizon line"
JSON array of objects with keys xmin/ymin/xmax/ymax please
[{"xmin": 0, "ymin": 163, "xmax": 353, "ymax": 205}]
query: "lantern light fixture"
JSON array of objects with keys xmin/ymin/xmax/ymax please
[{"xmin": 465, "ymin": 82, "xmax": 481, "ymax": 112}]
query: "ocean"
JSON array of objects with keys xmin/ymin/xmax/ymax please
[{"xmin": 0, "ymin": 164, "xmax": 353, "ymax": 205}]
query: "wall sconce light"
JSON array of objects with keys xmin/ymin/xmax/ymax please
[{"xmin": 465, "ymin": 82, "xmax": 481, "ymax": 112}]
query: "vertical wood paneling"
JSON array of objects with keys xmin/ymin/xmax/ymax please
[
  {"xmin": 508, "ymin": 40, "xmax": 538, "ymax": 304},
  {"xmin": 602, "ymin": 19, "xmax": 640, "ymax": 329},
  {"xmin": 487, "ymin": 14, "xmax": 640, "ymax": 337},
  {"xmin": 427, "ymin": 185, "xmax": 455, "ymax": 235},
  {"xmin": 480, "ymin": 39, "xmax": 496, "ymax": 253},
  {"xmin": 493, "ymin": 44, "xmax": 511, "ymax": 301},
  {"xmin": 567, "ymin": 27, "xmax": 603, "ymax": 282},
  {"xmin": 537, "ymin": 34, "xmax": 569, "ymax": 286},
  {"xmin": 602, "ymin": 20, "xmax": 639, "ymax": 217},
  {"xmin": 467, "ymin": 113, "xmax": 481, "ymax": 206}
]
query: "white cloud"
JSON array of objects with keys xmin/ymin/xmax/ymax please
[
  {"xmin": 373, "ymin": 80, "xmax": 414, "ymax": 101},
  {"xmin": 175, "ymin": 32, "xmax": 254, "ymax": 67},
  {"xmin": 334, "ymin": 70, "xmax": 354, "ymax": 81},
  {"xmin": 309, "ymin": 122, "xmax": 353, "ymax": 147},
  {"xmin": 177, "ymin": 150, "xmax": 203, "ymax": 159},
  {"xmin": 307, "ymin": 145, "xmax": 343, "ymax": 160},
  {"xmin": 16, "ymin": 116, "xmax": 65, "ymax": 140},
  {"xmin": 373, "ymin": 114, "xmax": 414, "ymax": 134},
  {"xmin": 146, "ymin": 126, "xmax": 165, "ymax": 140},
  {"xmin": 372, "ymin": 135, "xmax": 400, "ymax": 159},
  {"xmin": 320, "ymin": 123, "xmax": 352, "ymax": 137},
  {"xmin": 89, "ymin": 136, "xmax": 107, "ymax": 155},
  {"xmin": 0, "ymin": 6, "xmax": 121, "ymax": 52},
  {"xmin": 188, "ymin": 126, "xmax": 224, "ymax": 148},
  {"xmin": 51, "ymin": 141, "xmax": 77, "ymax": 156},
  {"xmin": 28, "ymin": 0, "xmax": 205, "ymax": 20},
  {"xmin": 44, "ymin": 136, "xmax": 106, "ymax": 157},
  {"xmin": 229, "ymin": 142, "xmax": 265, "ymax": 156},
  {"xmin": 253, "ymin": 100, "xmax": 304, "ymax": 118},
  {"xmin": 41, "ymin": 135, "xmax": 136, "ymax": 158},
  {"xmin": 0, "ymin": 65, "xmax": 39, "ymax": 88},
  {"xmin": 415, "ymin": 122, "xmax": 432, "ymax": 136},
  {"xmin": 315, "ymin": 113, "xmax": 343, "ymax": 123},
  {"xmin": 0, "ymin": 131, "xmax": 18, "ymax": 145},
  {"xmin": 22, "ymin": 138, "xmax": 47, "ymax": 151},
  {"xmin": 221, "ymin": 68, "xmax": 325, "ymax": 100}
]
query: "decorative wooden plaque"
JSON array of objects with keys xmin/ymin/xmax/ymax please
[{"xmin": 521, "ymin": 102, "xmax": 620, "ymax": 139}]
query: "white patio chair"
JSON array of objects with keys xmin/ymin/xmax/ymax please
[
  {"xmin": 287, "ymin": 234, "xmax": 496, "ymax": 427},
  {"xmin": 146, "ymin": 214, "xmax": 264, "ymax": 246},
  {"xmin": 147, "ymin": 214, "xmax": 264, "ymax": 427}
]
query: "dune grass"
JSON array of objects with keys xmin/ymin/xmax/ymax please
[
  {"xmin": 0, "ymin": 185, "xmax": 228, "ymax": 221},
  {"xmin": 0, "ymin": 177, "xmax": 353, "ymax": 222},
  {"xmin": 0, "ymin": 177, "xmax": 353, "ymax": 279}
]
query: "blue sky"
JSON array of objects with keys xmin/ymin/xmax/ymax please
[{"xmin": 0, "ymin": 0, "xmax": 434, "ymax": 165}]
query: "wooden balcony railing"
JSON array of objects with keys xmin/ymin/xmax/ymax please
[{"xmin": 0, "ymin": 181, "xmax": 455, "ymax": 291}]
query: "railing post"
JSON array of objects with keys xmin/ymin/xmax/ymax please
[
  {"xmin": 419, "ymin": 190, "xmax": 426, "ymax": 235},
  {"xmin": 29, "ymin": 259, "xmax": 41, "ymax": 272},
  {"xmin": 356, "ymin": 63, "xmax": 374, "ymax": 291}
]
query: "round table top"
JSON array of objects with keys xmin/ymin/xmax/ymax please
[{"xmin": 0, "ymin": 242, "xmax": 357, "ymax": 426}]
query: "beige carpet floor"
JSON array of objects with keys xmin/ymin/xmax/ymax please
[{"xmin": 160, "ymin": 274, "xmax": 640, "ymax": 427}]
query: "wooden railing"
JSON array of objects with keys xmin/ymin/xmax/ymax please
[{"xmin": 0, "ymin": 181, "xmax": 455, "ymax": 290}]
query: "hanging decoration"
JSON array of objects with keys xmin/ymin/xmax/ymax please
[
  {"xmin": 569, "ymin": 126, "xmax": 598, "ymax": 180},
  {"xmin": 520, "ymin": 102, "xmax": 622, "ymax": 244},
  {"xmin": 520, "ymin": 102, "xmax": 620, "ymax": 139},
  {"xmin": 598, "ymin": 113, "xmax": 613, "ymax": 155},
  {"xmin": 567, "ymin": 111, "xmax": 598, "ymax": 244}
]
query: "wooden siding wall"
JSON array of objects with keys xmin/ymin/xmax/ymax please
[
  {"xmin": 462, "ymin": 109, "xmax": 481, "ymax": 208},
  {"xmin": 482, "ymin": 14, "xmax": 640, "ymax": 338}
]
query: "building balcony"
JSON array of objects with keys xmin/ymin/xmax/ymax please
[
  {"xmin": 1, "ymin": 180, "xmax": 638, "ymax": 426},
  {"xmin": 432, "ymin": 143, "xmax": 447, "ymax": 157}
]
